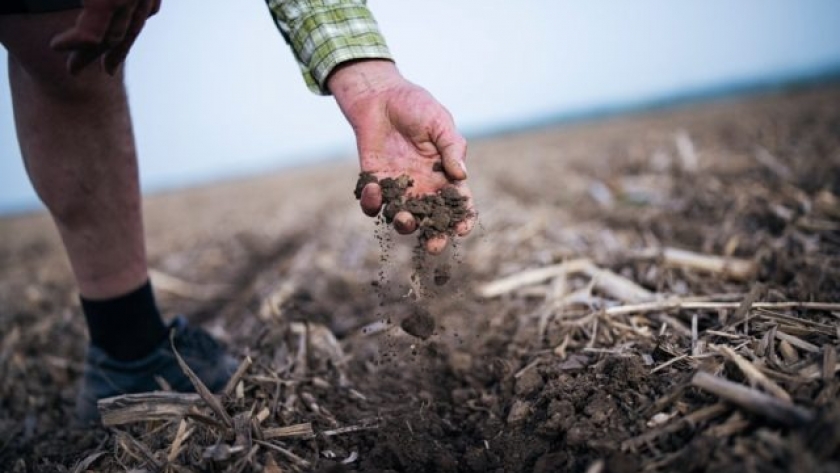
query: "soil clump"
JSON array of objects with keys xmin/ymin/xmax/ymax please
[
  {"xmin": 399, "ymin": 307, "xmax": 435, "ymax": 340},
  {"xmin": 355, "ymin": 172, "xmax": 471, "ymax": 245}
]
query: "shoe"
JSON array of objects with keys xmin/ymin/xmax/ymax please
[{"xmin": 76, "ymin": 316, "xmax": 238, "ymax": 425}]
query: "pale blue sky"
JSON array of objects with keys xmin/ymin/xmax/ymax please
[{"xmin": 1, "ymin": 0, "xmax": 840, "ymax": 213}]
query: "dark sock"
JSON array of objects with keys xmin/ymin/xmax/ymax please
[{"xmin": 81, "ymin": 280, "xmax": 168, "ymax": 361}]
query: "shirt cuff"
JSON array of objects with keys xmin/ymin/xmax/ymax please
[{"xmin": 269, "ymin": 1, "xmax": 393, "ymax": 95}]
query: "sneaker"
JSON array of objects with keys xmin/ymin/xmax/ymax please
[{"xmin": 76, "ymin": 316, "xmax": 238, "ymax": 425}]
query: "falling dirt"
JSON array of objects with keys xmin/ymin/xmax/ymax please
[
  {"xmin": 399, "ymin": 307, "xmax": 435, "ymax": 340},
  {"xmin": 354, "ymin": 171, "xmax": 471, "ymax": 246},
  {"xmin": 433, "ymin": 264, "xmax": 451, "ymax": 286},
  {"xmin": 357, "ymin": 168, "xmax": 472, "ymax": 341}
]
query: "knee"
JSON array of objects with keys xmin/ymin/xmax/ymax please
[
  {"xmin": 0, "ymin": 10, "xmax": 125, "ymax": 101},
  {"xmin": 9, "ymin": 51, "xmax": 125, "ymax": 101}
]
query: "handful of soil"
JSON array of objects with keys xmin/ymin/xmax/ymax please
[
  {"xmin": 354, "ymin": 172, "xmax": 471, "ymax": 244},
  {"xmin": 355, "ymin": 170, "xmax": 469, "ymax": 340}
]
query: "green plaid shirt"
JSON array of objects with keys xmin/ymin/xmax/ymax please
[{"xmin": 265, "ymin": 0, "xmax": 393, "ymax": 95}]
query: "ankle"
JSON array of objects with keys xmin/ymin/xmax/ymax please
[{"xmin": 81, "ymin": 280, "xmax": 168, "ymax": 361}]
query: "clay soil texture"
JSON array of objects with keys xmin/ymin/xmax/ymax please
[{"xmin": 1, "ymin": 85, "xmax": 839, "ymax": 472}]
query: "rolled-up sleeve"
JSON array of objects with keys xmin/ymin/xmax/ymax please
[{"xmin": 265, "ymin": 0, "xmax": 394, "ymax": 95}]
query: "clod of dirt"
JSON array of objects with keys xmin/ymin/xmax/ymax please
[
  {"xmin": 400, "ymin": 307, "xmax": 435, "ymax": 339},
  {"xmin": 354, "ymin": 171, "xmax": 471, "ymax": 244},
  {"xmin": 514, "ymin": 368, "xmax": 544, "ymax": 397},
  {"xmin": 506, "ymin": 400, "xmax": 532, "ymax": 425},
  {"xmin": 353, "ymin": 171, "xmax": 378, "ymax": 199}
]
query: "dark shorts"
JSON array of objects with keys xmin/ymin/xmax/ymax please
[{"xmin": 0, "ymin": 0, "xmax": 81, "ymax": 15}]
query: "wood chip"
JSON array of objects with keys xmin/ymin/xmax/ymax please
[
  {"xmin": 775, "ymin": 331, "xmax": 820, "ymax": 353},
  {"xmin": 254, "ymin": 440, "xmax": 311, "ymax": 468},
  {"xmin": 623, "ymin": 402, "xmax": 728, "ymax": 450},
  {"xmin": 322, "ymin": 423, "xmax": 379, "ymax": 437},
  {"xmin": 71, "ymin": 451, "xmax": 105, "ymax": 473},
  {"xmin": 170, "ymin": 331, "xmax": 233, "ymax": 427},
  {"xmin": 167, "ymin": 419, "xmax": 193, "ymax": 463},
  {"xmin": 478, "ymin": 259, "xmax": 654, "ymax": 302},
  {"xmin": 116, "ymin": 431, "xmax": 162, "ymax": 469},
  {"xmin": 691, "ymin": 371, "xmax": 813, "ymax": 427},
  {"xmin": 478, "ymin": 259, "xmax": 593, "ymax": 297},
  {"xmin": 633, "ymin": 247, "xmax": 756, "ymax": 281},
  {"xmin": 823, "ymin": 345, "xmax": 837, "ymax": 381},
  {"xmin": 262, "ymin": 422, "xmax": 314, "ymax": 440},
  {"xmin": 715, "ymin": 345, "xmax": 791, "ymax": 402},
  {"xmin": 223, "ymin": 356, "xmax": 253, "ymax": 398},
  {"xmin": 99, "ymin": 392, "xmax": 201, "ymax": 426},
  {"xmin": 778, "ymin": 339, "xmax": 799, "ymax": 364}
]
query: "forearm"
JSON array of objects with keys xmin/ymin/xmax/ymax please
[{"xmin": 264, "ymin": 0, "xmax": 393, "ymax": 95}]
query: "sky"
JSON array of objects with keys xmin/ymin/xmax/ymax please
[{"xmin": 1, "ymin": 0, "xmax": 840, "ymax": 213}]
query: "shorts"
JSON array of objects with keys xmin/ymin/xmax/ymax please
[{"xmin": 0, "ymin": 0, "xmax": 81, "ymax": 15}]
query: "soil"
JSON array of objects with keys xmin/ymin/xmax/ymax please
[
  {"xmin": 400, "ymin": 307, "xmax": 435, "ymax": 340},
  {"xmin": 1, "ymin": 85, "xmax": 840, "ymax": 472},
  {"xmin": 355, "ymin": 172, "xmax": 472, "ymax": 244}
]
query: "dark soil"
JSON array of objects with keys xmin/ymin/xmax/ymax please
[
  {"xmin": 355, "ymin": 172, "xmax": 472, "ymax": 244},
  {"xmin": 400, "ymin": 307, "xmax": 435, "ymax": 340},
  {"xmin": 1, "ymin": 85, "xmax": 839, "ymax": 472}
]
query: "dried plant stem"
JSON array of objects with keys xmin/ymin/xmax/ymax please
[{"xmin": 691, "ymin": 372, "xmax": 813, "ymax": 426}]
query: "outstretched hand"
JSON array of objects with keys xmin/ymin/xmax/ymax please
[
  {"xmin": 50, "ymin": 0, "xmax": 160, "ymax": 75},
  {"xmin": 328, "ymin": 60, "xmax": 476, "ymax": 254}
]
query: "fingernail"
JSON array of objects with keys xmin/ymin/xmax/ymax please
[{"xmin": 459, "ymin": 160, "xmax": 468, "ymax": 178}]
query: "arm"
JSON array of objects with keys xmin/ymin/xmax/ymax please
[{"xmin": 266, "ymin": 0, "xmax": 475, "ymax": 253}]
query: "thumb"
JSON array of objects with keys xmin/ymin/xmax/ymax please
[{"xmin": 436, "ymin": 127, "xmax": 468, "ymax": 181}]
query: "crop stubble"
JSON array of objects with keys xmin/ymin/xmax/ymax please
[{"xmin": 1, "ymin": 86, "xmax": 839, "ymax": 472}]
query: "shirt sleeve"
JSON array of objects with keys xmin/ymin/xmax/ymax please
[{"xmin": 265, "ymin": 0, "xmax": 394, "ymax": 95}]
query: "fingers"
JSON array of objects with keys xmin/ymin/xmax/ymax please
[
  {"xmin": 50, "ymin": 0, "xmax": 156, "ymax": 75},
  {"xmin": 453, "ymin": 184, "xmax": 476, "ymax": 237},
  {"xmin": 424, "ymin": 235, "xmax": 448, "ymax": 255},
  {"xmin": 104, "ymin": 0, "xmax": 154, "ymax": 74},
  {"xmin": 393, "ymin": 211, "xmax": 417, "ymax": 234},
  {"xmin": 50, "ymin": 2, "xmax": 117, "ymax": 51},
  {"xmin": 435, "ymin": 125, "xmax": 468, "ymax": 182},
  {"xmin": 104, "ymin": 2, "xmax": 135, "ymax": 47},
  {"xmin": 359, "ymin": 183, "xmax": 383, "ymax": 217},
  {"xmin": 63, "ymin": 49, "xmax": 99, "ymax": 75}
]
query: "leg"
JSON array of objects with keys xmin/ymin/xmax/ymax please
[
  {"xmin": 0, "ymin": 11, "xmax": 146, "ymax": 300},
  {"xmin": 0, "ymin": 12, "xmax": 236, "ymax": 425},
  {"xmin": 0, "ymin": 11, "xmax": 169, "ymax": 362}
]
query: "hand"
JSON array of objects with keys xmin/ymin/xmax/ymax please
[
  {"xmin": 328, "ymin": 60, "xmax": 476, "ymax": 255},
  {"xmin": 49, "ymin": 0, "xmax": 161, "ymax": 75}
]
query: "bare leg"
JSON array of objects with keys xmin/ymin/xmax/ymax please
[
  {"xmin": 0, "ymin": 13, "xmax": 235, "ymax": 422},
  {"xmin": 0, "ymin": 11, "xmax": 147, "ymax": 299}
]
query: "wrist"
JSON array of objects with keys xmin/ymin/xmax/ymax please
[{"xmin": 328, "ymin": 59, "xmax": 403, "ymax": 117}]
